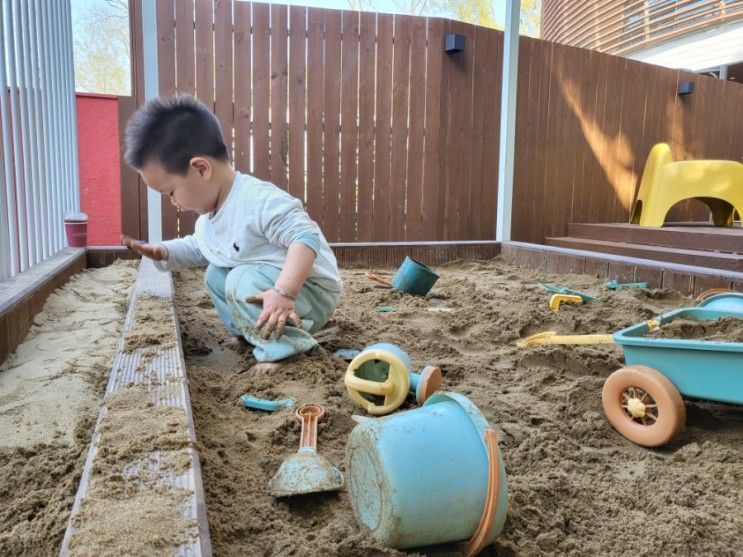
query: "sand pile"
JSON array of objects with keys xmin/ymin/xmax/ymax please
[
  {"xmin": 0, "ymin": 261, "xmax": 137, "ymax": 554},
  {"xmin": 649, "ymin": 315, "xmax": 743, "ymax": 342},
  {"xmin": 173, "ymin": 259, "xmax": 743, "ymax": 556}
]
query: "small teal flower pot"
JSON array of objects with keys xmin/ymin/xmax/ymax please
[
  {"xmin": 392, "ymin": 257, "xmax": 439, "ymax": 296},
  {"xmin": 346, "ymin": 392, "xmax": 508, "ymax": 550}
]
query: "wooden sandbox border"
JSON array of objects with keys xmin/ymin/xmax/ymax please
[{"xmin": 500, "ymin": 241, "xmax": 743, "ymax": 297}]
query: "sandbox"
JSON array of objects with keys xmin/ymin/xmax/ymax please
[{"xmin": 2, "ymin": 257, "xmax": 742, "ymax": 555}]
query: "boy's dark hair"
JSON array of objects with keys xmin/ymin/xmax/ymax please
[{"xmin": 124, "ymin": 95, "xmax": 229, "ymax": 175}]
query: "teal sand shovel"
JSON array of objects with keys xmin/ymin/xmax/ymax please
[{"xmin": 268, "ymin": 403, "xmax": 344, "ymax": 497}]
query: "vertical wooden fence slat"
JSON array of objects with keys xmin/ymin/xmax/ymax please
[
  {"xmin": 234, "ymin": 1, "xmax": 251, "ymax": 173},
  {"xmin": 288, "ymin": 5, "xmax": 306, "ymax": 201},
  {"xmin": 175, "ymin": 0, "xmax": 196, "ymax": 95},
  {"xmin": 356, "ymin": 11, "xmax": 376, "ymax": 242},
  {"xmin": 435, "ymin": 18, "xmax": 450, "ymax": 240},
  {"xmin": 572, "ymin": 47, "xmax": 593, "ymax": 230},
  {"xmin": 479, "ymin": 28, "xmax": 502, "ymax": 240},
  {"xmin": 617, "ymin": 58, "xmax": 645, "ymax": 216},
  {"xmin": 252, "ymin": 3, "xmax": 271, "ymax": 181},
  {"xmin": 560, "ymin": 43, "xmax": 583, "ymax": 229},
  {"xmin": 537, "ymin": 41, "xmax": 556, "ymax": 243},
  {"xmin": 194, "ymin": 0, "xmax": 214, "ymax": 109},
  {"xmin": 543, "ymin": 40, "xmax": 562, "ymax": 240},
  {"xmin": 442, "ymin": 19, "xmax": 468, "ymax": 239},
  {"xmin": 372, "ymin": 13, "xmax": 393, "ymax": 241},
  {"xmin": 270, "ymin": 4, "xmax": 289, "ymax": 189},
  {"xmin": 421, "ymin": 17, "xmax": 443, "ymax": 241},
  {"xmin": 174, "ymin": 0, "xmax": 196, "ymax": 236},
  {"xmin": 604, "ymin": 55, "xmax": 626, "ymax": 223},
  {"xmin": 119, "ymin": 97, "xmax": 141, "ymax": 239},
  {"xmin": 157, "ymin": 0, "xmax": 176, "ymax": 98},
  {"xmin": 467, "ymin": 24, "xmax": 487, "ymax": 240},
  {"xmin": 305, "ymin": 8, "xmax": 324, "ymax": 223},
  {"xmin": 404, "ymin": 16, "xmax": 426, "ymax": 241},
  {"xmin": 214, "ymin": 0, "xmax": 234, "ymax": 152},
  {"xmin": 339, "ymin": 11, "xmax": 359, "ymax": 241},
  {"xmin": 512, "ymin": 36, "xmax": 534, "ymax": 243},
  {"xmin": 388, "ymin": 15, "xmax": 411, "ymax": 241},
  {"xmin": 322, "ymin": 10, "xmax": 342, "ymax": 241},
  {"xmin": 457, "ymin": 22, "xmax": 476, "ymax": 239}
]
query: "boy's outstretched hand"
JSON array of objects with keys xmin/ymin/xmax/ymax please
[
  {"xmin": 246, "ymin": 290, "xmax": 302, "ymax": 340},
  {"xmin": 121, "ymin": 234, "xmax": 168, "ymax": 261}
]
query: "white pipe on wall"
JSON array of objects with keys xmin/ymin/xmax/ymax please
[
  {"xmin": 29, "ymin": 0, "xmax": 50, "ymax": 259},
  {"xmin": 20, "ymin": 0, "xmax": 43, "ymax": 263},
  {"xmin": 6, "ymin": 0, "xmax": 29, "ymax": 271},
  {"xmin": 0, "ymin": 0, "xmax": 15, "ymax": 280},
  {"xmin": 61, "ymin": 0, "xmax": 80, "ymax": 213},
  {"xmin": 496, "ymin": 0, "xmax": 521, "ymax": 242}
]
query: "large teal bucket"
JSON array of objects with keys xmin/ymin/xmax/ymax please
[
  {"xmin": 346, "ymin": 392, "xmax": 508, "ymax": 550},
  {"xmin": 392, "ymin": 257, "xmax": 440, "ymax": 296}
]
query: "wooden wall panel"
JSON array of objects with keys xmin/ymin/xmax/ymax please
[{"xmin": 124, "ymin": 2, "xmax": 743, "ymax": 246}]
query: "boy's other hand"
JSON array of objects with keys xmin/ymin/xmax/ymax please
[
  {"xmin": 121, "ymin": 234, "xmax": 168, "ymax": 261},
  {"xmin": 246, "ymin": 290, "xmax": 302, "ymax": 340}
]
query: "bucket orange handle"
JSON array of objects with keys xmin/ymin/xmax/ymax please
[{"xmin": 460, "ymin": 428, "xmax": 502, "ymax": 557}]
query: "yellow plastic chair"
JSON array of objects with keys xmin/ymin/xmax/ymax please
[{"xmin": 630, "ymin": 143, "xmax": 743, "ymax": 227}]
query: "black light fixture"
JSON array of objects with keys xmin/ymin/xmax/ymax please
[
  {"xmin": 445, "ymin": 33, "xmax": 465, "ymax": 53},
  {"xmin": 678, "ymin": 80, "xmax": 695, "ymax": 95}
]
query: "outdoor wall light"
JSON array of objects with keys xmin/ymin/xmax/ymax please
[
  {"xmin": 445, "ymin": 34, "xmax": 465, "ymax": 53},
  {"xmin": 678, "ymin": 80, "xmax": 695, "ymax": 95}
]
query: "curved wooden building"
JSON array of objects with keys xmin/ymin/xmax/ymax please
[{"xmin": 542, "ymin": 1, "xmax": 743, "ymax": 79}]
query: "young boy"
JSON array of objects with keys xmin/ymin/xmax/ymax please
[{"xmin": 121, "ymin": 95, "xmax": 342, "ymax": 372}]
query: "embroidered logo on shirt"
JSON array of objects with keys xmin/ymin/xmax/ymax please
[{"xmin": 233, "ymin": 242, "xmax": 240, "ymax": 252}]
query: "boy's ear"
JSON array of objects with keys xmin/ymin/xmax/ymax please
[{"xmin": 189, "ymin": 157, "xmax": 212, "ymax": 179}]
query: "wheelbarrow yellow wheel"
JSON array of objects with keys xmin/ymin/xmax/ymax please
[{"xmin": 602, "ymin": 365, "xmax": 685, "ymax": 447}]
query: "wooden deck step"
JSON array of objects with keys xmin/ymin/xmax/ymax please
[
  {"xmin": 567, "ymin": 223, "xmax": 743, "ymax": 254},
  {"xmin": 545, "ymin": 236, "xmax": 743, "ymax": 272}
]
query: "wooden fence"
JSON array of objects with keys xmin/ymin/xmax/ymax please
[{"xmin": 120, "ymin": 0, "xmax": 743, "ymax": 245}]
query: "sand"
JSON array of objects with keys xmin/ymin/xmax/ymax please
[
  {"xmin": 2, "ymin": 257, "xmax": 742, "ymax": 555},
  {"xmin": 649, "ymin": 316, "xmax": 743, "ymax": 342},
  {"xmin": 0, "ymin": 261, "xmax": 137, "ymax": 555},
  {"xmin": 173, "ymin": 259, "xmax": 743, "ymax": 556}
]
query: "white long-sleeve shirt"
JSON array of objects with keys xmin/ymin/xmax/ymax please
[{"xmin": 153, "ymin": 171, "xmax": 342, "ymax": 293}]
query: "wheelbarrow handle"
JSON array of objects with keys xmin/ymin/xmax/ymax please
[{"xmin": 517, "ymin": 332, "xmax": 615, "ymax": 347}]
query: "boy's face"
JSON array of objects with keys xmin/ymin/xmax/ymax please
[{"xmin": 139, "ymin": 158, "xmax": 217, "ymax": 215}]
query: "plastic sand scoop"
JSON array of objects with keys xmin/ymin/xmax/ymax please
[
  {"xmin": 268, "ymin": 403, "xmax": 344, "ymax": 497},
  {"xmin": 539, "ymin": 283, "xmax": 597, "ymax": 302}
]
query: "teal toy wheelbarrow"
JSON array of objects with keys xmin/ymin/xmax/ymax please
[
  {"xmin": 603, "ymin": 293, "xmax": 743, "ymax": 447},
  {"xmin": 519, "ymin": 293, "xmax": 743, "ymax": 447}
]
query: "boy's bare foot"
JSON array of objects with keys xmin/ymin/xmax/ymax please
[
  {"xmin": 226, "ymin": 336, "xmax": 251, "ymax": 352},
  {"xmin": 246, "ymin": 362, "xmax": 282, "ymax": 377}
]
